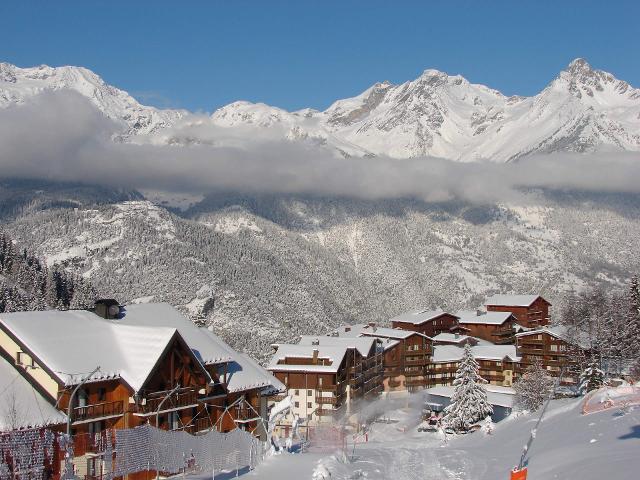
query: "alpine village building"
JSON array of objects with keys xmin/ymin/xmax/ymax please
[
  {"xmin": 0, "ymin": 301, "xmax": 284, "ymax": 480},
  {"xmin": 267, "ymin": 293, "xmax": 591, "ymax": 431}
]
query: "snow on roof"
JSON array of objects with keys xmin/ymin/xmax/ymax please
[
  {"xmin": 0, "ymin": 309, "xmax": 179, "ymax": 393},
  {"xmin": 515, "ymin": 325, "xmax": 590, "ymax": 349},
  {"xmin": 118, "ymin": 303, "xmax": 233, "ymax": 365},
  {"xmin": 457, "ymin": 310, "xmax": 515, "ymax": 325},
  {"xmin": 298, "ymin": 335, "xmax": 378, "ymax": 357},
  {"xmin": 0, "ymin": 357, "xmax": 67, "ymax": 431},
  {"xmin": 431, "ymin": 344, "xmax": 520, "ymax": 363},
  {"xmin": 359, "ymin": 325, "xmax": 431, "ymax": 341},
  {"xmin": 431, "ymin": 333, "xmax": 475, "ymax": 344},
  {"xmin": 199, "ymin": 328, "xmax": 284, "ymax": 394},
  {"xmin": 426, "ymin": 385, "xmax": 515, "ymax": 408},
  {"xmin": 389, "ymin": 308, "xmax": 457, "ymax": 325},
  {"xmin": 485, "ymin": 294, "xmax": 546, "ymax": 307},
  {"xmin": 268, "ymin": 344, "xmax": 348, "ymax": 373}
]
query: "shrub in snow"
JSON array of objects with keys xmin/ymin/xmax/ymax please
[
  {"xmin": 443, "ymin": 344, "xmax": 493, "ymax": 431},
  {"xmin": 514, "ymin": 359, "xmax": 555, "ymax": 411},
  {"xmin": 579, "ymin": 359, "xmax": 605, "ymax": 393}
]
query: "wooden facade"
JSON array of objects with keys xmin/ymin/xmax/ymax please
[
  {"xmin": 392, "ymin": 312, "xmax": 459, "ymax": 338},
  {"xmin": 268, "ymin": 342, "xmax": 384, "ymax": 427},
  {"xmin": 515, "ymin": 329, "xmax": 584, "ymax": 385},
  {"xmin": 459, "ymin": 314, "xmax": 518, "ymax": 344},
  {"xmin": 361, "ymin": 331, "xmax": 432, "ymax": 392},
  {"xmin": 486, "ymin": 296, "xmax": 551, "ymax": 328}
]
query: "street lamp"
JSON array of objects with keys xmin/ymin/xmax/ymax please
[{"xmin": 155, "ymin": 384, "xmax": 181, "ymax": 480}]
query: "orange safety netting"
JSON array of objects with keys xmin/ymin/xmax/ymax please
[
  {"xmin": 510, "ymin": 467, "xmax": 528, "ymax": 480},
  {"xmin": 582, "ymin": 386, "xmax": 640, "ymax": 415}
]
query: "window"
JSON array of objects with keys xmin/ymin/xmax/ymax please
[
  {"xmin": 295, "ymin": 401, "xmax": 300, "ymax": 408},
  {"xmin": 318, "ymin": 377, "xmax": 323, "ymax": 386},
  {"xmin": 294, "ymin": 389, "xmax": 299, "ymax": 396},
  {"xmin": 550, "ymin": 345, "xmax": 558, "ymax": 352},
  {"xmin": 98, "ymin": 388, "xmax": 107, "ymax": 402},
  {"xmin": 307, "ymin": 402, "xmax": 312, "ymax": 409},
  {"xmin": 307, "ymin": 390, "xmax": 312, "ymax": 396}
]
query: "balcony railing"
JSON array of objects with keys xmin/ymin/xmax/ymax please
[
  {"xmin": 316, "ymin": 396, "xmax": 338, "ymax": 405},
  {"xmin": 139, "ymin": 389, "xmax": 198, "ymax": 414},
  {"xmin": 73, "ymin": 401, "xmax": 124, "ymax": 422}
]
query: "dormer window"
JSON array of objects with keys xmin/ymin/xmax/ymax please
[{"xmin": 16, "ymin": 351, "xmax": 35, "ymax": 368}]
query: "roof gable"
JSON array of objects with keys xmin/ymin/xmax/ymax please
[
  {"xmin": 485, "ymin": 294, "xmax": 549, "ymax": 307},
  {"xmin": 390, "ymin": 308, "xmax": 458, "ymax": 325}
]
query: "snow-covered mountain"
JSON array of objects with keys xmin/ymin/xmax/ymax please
[
  {"xmin": 1, "ymin": 58, "xmax": 638, "ymax": 160},
  {"xmin": 210, "ymin": 58, "xmax": 640, "ymax": 161},
  {"xmin": 0, "ymin": 62, "xmax": 185, "ymax": 136}
]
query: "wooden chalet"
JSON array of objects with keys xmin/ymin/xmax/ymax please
[
  {"xmin": 485, "ymin": 294, "xmax": 551, "ymax": 328},
  {"xmin": 456, "ymin": 310, "xmax": 521, "ymax": 344},
  {"xmin": 332, "ymin": 324, "xmax": 433, "ymax": 392},
  {"xmin": 430, "ymin": 344, "xmax": 520, "ymax": 387},
  {"xmin": 390, "ymin": 309, "xmax": 460, "ymax": 337},
  {"xmin": 0, "ymin": 302, "xmax": 283, "ymax": 480},
  {"xmin": 267, "ymin": 335, "xmax": 384, "ymax": 430},
  {"xmin": 515, "ymin": 325, "xmax": 588, "ymax": 385}
]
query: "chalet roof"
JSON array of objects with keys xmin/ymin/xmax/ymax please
[
  {"xmin": 298, "ymin": 335, "xmax": 379, "ymax": 358},
  {"xmin": 117, "ymin": 303, "xmax": 233, "ymax": 365},
  {"xmin": 389, "ymin": 308, "xmax": 457, "ymax": 325},
  {"xmin": 431, "ymin": 333, "xmax": 476, "ymax": 345},
  {"xmin": 199, "ymin": 328, "xmax": 284, "ymax": 394},
  {"xmin": 515, "ymin": 325, "xmax": 589, "ymax": 349},
  {"xmin": 0, "ymin": 309, "xmax": 181, "ymax": 393},
  {"xmin": 457, "ymin": 310, "xmax": 515, "ymax": 325},
  {"xmin": 426, "ymin": 385, "xmax": 515, "ymax": 408},
  {"xmin": 359, "ymin": 325, "xmax": 432, "ymax": 341},
  {"xmin": 0, "ymin": 356, "xmax": 67, "ymax": 431},
  {"xmin": 431, "ymin": 344, "xmax": 521, "ymax": 363},
  {"xmin": 485, "ymin": 294, "xmax": 549, "ymax": 307},
  {"xmin": 268, "ymin": 344, "xmax": 349, "ymax": 373}
]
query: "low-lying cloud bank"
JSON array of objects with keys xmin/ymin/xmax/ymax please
[{"xmin": 1, "ymin": 91, "xmax": 639, "ymax": 204}]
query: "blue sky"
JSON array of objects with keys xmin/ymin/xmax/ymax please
[{"xmin": 1, "ymin": 1, "xmax": 638, "ymax": 112}]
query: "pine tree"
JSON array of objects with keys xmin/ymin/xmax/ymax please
[
  {"xmin": 514, "ymin": 359, "xmax": 555, "ymax": 411},
  {"xmin": 579, "ymin": 359, "xmax": 605, "ymax": 393},
  {"xmin": 443, "ymin": 344, "xmax": 493, "ymax": 431}
]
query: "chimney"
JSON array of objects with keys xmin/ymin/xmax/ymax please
[
  {"xmin": 311, "ymin": 338, "xmax": 320, "ymax": 346},
  {"xmin": 368, "ymin": 322, "xmax": 377, "ymax": 332},
  {"xmin": 345, "ymin": 326, "xmax": 351, "ymax": 332},
  {"xmin": 476, "ymin": 309, "xmax": 484, "ymax": 316},
  {"xmin": 312, "ymin": 349, "xmax": 319, "ymax": 364},
  {"xmin": 93, "ymin": 299, "xmax": 121, "ymax": 319}
]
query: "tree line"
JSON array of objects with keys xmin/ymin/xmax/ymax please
[{"xmin": 0, "ymin": 231, "xmax": 97, "ymax": 313}]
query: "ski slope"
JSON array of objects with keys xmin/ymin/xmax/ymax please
[{"xmin": 212, "ymin": 397, "xmax": 639, "ymax": 480}]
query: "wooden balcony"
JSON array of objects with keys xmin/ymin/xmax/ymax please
[
  {"xmin": 139, "ymin": 389, "xmax": 198, "ymax": 414},
  {"xmin": 316, "ymin": 396, "xmax": 338, "ymax": 405},
  {"xmin": 73, "ymin": 400, "xmax": 124, "ymax": 422}
]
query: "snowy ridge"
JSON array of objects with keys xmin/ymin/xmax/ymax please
[
  {"xmin": 0, "ymin": 62, "xmax": 185, "ymax": 136},
  {"xmin": 1, "ymin": 58, "xmax": 639, "ymax": 160}
]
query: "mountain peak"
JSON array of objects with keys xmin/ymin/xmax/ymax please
[{"xmin": 565, "ymin": 58, "xmax": 594, "ymax": 76}]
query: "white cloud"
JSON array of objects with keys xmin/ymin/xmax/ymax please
[{"xmin": 1, "ymin": 90, "xmax": 639, "ymax": 204}]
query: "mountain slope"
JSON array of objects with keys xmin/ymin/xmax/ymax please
[
  {"xmin": 0, "ymin": 62, "xmax": 185, "ymax": 136},
  {"xmin": 4, "ymin": 192, "xmax": 640, "ymax": 359},
  {"xmin": 1, "ymin": 59, "xmax": 638, "ymax": 161}
]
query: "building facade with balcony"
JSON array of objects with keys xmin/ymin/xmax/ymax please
[
  {"xmin": 485, "ymin": 294, "xmax": 551, "ymax": 328},
  {"xmin": 390, "ymin": 309, "xmax": 460, "ymax": 337},
  {"xmin": 514, "ymin": 325, "xmax": 588, "ymax": 385},
  {"xmin": 430, "ymin": 344, "xmax": 521, "ymax": 387},
  {"xmin": 0, "ymin": 301, "xmax": 284, "ymax": 480}
]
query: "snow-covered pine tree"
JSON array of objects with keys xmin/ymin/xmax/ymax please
[
  {"xmin": 443, "ymin": 343, "xmax": 493, "ymax": 431},
  {"xmin": 579, "ymin": 358, "xmax": 605, "ymax": 393},
  {"xmin": 514, "ymin": 359, "xmax": 555, "ymax": 412}
]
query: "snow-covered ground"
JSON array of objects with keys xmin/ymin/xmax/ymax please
[{"xmin": 200, "ymin": 396, "xmax": 639, "ymax": 480}]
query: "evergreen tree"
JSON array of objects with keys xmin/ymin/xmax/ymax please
[
  {"xmin": 443, "ymin": 344, "xmax": 493, "ymax": 431},
  {"xmin": 579, "ymin": 359, "xmax": 605, "ymax": 393},
  {"xmin": 514, "ymin": 359, "xmax": 555, "ymax": 411}
]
